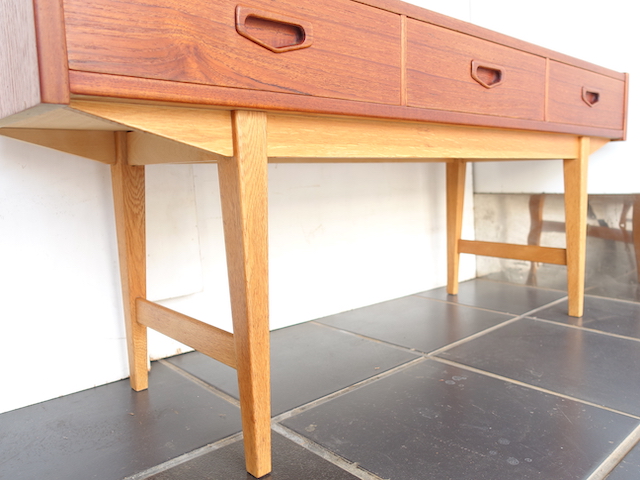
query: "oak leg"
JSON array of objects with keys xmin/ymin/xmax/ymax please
[
  {"xmin": 218, "ymin": 111, "xmax": 271, "ymax": 478},
  {"xmin": 563, "ymin": 137, "xmax": 590, "ymax": 317},
  {"xmin": 111, "ymin": 132, "xmax": 148, "ymax": 391},
  {"xmin": 446, "ymin": 160, "xmax": 467, "ymax": 295}
]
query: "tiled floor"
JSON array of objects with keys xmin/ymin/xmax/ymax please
[{"xmin": 2, "ymin": 278, "xmax": 640, "ymax": 480}]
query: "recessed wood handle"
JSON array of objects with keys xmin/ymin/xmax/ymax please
[
  {"xmin": 582, "ymin": 87, "xmax": 600, "ymax": 107},
  {"xmin": 235, "ymin": 5, "xmax": 313, "ymax": 53},
  {"xmin": 471, "ymin": 60, "xmax": 505, "ymax": 89}
]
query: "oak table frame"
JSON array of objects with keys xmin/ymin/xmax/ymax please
[{"xmin": 1, "ymin": 0, "xmax": 629, "ymax": 477}]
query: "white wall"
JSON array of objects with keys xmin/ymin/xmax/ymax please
[{"xmin": 469, "ymin": 0, "xmax": 638, "ymax": 194}]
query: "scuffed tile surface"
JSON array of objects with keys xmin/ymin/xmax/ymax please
[
  {"xmin": 146, "ymin": 432, "xmax": 361, "ymax": 480},
  {"xmin": 419, "ymin": 279, "xmax": 566, "ymax": 315},
  {"xmin": 317, "ymin": 294, "xmax": 512, "ymax": 353},
  {"xmin": 167, "ymin": 322, "xmax": 418, "ymax": 415},
  {"xmin": 0, "ymin": 362, "xmax": 241, "ymax": 480},
  {"xmin": 282, "ymin": 359, "xmax": 639, "ymax": 480},
  {"xmin": 437, "ymin": 318, "xmax": 640, "ymax": 416},
  {"xmin": 533, "ymin": 296, "xmax": 640, "ymax": 339}
]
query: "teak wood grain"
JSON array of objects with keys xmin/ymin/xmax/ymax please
[
  {"xmin": 0, "ymin": 0, "xmax": 629, "ymax": 140},
  {"xmin": 407, "ymin": 19, "xmax": 546, "ymax": 120},
  {"xmin": 63, "ymin": 0, "xmax": 402, "ymax": 105}
]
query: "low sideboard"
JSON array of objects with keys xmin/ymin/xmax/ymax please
[{"xmin": 0, "ymin": 0, "xmax": 629, "ymax": 476}]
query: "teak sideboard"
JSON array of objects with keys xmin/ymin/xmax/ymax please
[{"xmin": 0, "ymin": 0, "xmax": 629, "ymax": 477}]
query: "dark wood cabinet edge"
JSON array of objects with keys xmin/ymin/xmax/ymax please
[
  {"xmin": 32, "ymin": 0, "xmax": 70, "ymax": 105},
  {"xmin": 355, "ymin": 0, "xmax": 625, "ymax": 81},
  {"xmin": 69, "ymin": 70, "xmax": 625, "ymax": 140}
]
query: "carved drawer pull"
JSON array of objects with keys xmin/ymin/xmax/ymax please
[
  {"xmin": 471, "ymin": 60, "xmax": 505, "ymax": 89},
  {"xmin": 236, "ymin": 5, "xmax": 314, "ymax": 53},
  {"xmin": 582, "ymin": 87, "xmax": 600, "ymax": 107}
]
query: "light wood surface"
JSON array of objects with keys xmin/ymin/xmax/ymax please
[
  {"xmin": 446, "ymin": 160, "xmax": 466, "ymax": 295},
  {"xmin": 136, "ymin": 299, "xmax": 236, "ymax": 369},
  {"xmin": 111, "ymin": 132, "xmax": 149, "ymax": 391},
  {"xmin": 70, "ymin": 100, "xmax": 234, "ymax": 156},
  {"xmin": 564, "ymin": 137, "xmax": 590, "ymax": 317},
  {"xmin": 266, "ymin": 113, "xmax": 580, "ymax": 161},
  {"xmin": 218, "ymin": 110, "xmax": 271, "ymax": 478},
  {"xmin": 458, "ymin": 240, "xmax": 567, "ymax": 265},
  {"xmin": 0, "ymin": 128, "xmax": 117, "ymax": 164},
  {"xmin": 127, "ymin": 130, "xmax": 223, "ymax": 165}
]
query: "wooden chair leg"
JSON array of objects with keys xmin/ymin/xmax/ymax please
[
  {"xmin": 218, "ymin": 110, "xmax": 271, "ymax": 478},
  {"xmin": 446, "ymin": 159, "xmax": 467, "ymax": 295},
  {"xmin": 563, "ymin": 137, "xmax": 590, "ymax": 317},
  {"xmin": 111, "ymin": 131, "xmax": 148, "ymax": 391}
]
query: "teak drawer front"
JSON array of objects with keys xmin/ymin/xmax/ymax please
[
  {"xmin": 63, "ymin": 0, "xmax": 401, "ymax": 105},
  {"xmin": 548, "ymin": 61, "xmax": 626, "ymax": 130},
  {"xmin": 406, "ymin": 20, "xmax": 545, "ymax": 120}
]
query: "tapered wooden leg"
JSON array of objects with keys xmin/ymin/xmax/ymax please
[
  {"xmin": 564, "ymin": 137, "xmax": 590, "ymax": 317},
  {"xmin": 218, "ymin": 110, "xmax": 271, "ymax": 478},
  {"xmin": 111, "ymin": 132, "xmax": 148, "ymax": 391},
  {"xmin": 447, "ymin": 159, "xmax": 467, "ymax": 295}
]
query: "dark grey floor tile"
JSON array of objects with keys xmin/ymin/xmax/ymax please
[
  {"xmin": 167, "ymin": 322, "xmax": 418, "ymax": 416},
  {"xmin": 317, "ymin": 294, "xmax": 513, "ymax": 353},
  {"xmin": 604, "ymin": 439, "xmax": 640, "ymax": 479},
  {"xmin": 146, "ymin": 432, "xmax": 360, "ymax": 480},
  {"xmin": 533, "ymin": 296, "xmax": 640, "ymax": 339},
  {"xmin": 282, "ymin": 359, "xmax": 637, "ymax": 480},
  {"xmin": 438, "ymin": 318, "xmax": 640, "ymax": 416},
  {"xmin": 0, "ymin": 362, "xmax": 241, "ymax": 480},
  {"xmin": 419, "ymin": 279, "xmax": 566, "ymax": 315}
]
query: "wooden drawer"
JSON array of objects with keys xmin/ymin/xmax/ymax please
[
  {"xmin": 406, "ymin": 19, "xmax": 546, "ymax": 120},
  {"xmin": 548, "ymin": 61, "xmax": 626, "ymax": 130},
  {"xmin": 63, "ymin": 0, "xmax": 401, "ymax": 105}
]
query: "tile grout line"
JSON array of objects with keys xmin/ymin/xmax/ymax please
[
  {"xmin": 272, "ymin": 423, "xmax": 388, "ymax": 480},
  {"xmin": 158, "ymin": 359, "xmax": 241, "ymax": 408},
  {"xmin": 122, "ymin": 432, "xmax": 245, "ymax": 480},
  {"xmin": 313, "ymin": 294, "xmax": 569, "ymax": 361},
  {"xmin": 310, "ymin": 320, "xmax": 427, "ymax": 356},
  {"xmin": 585, "ymin": 423, "xmax": 640, "ymax": 480},
  {"xmin": 410, "ymin": 291, "xmax": 552, "ymax": 316},
  {"xmin": 432, "ymin": 356, "xmax": 640, "ymax": 421},
  {"xmin": 272, "ymin": 356, "xmax": 427, "ymax": 424},
  {"xmin": 473, "ymin": 275, "xmax": 570, "ymax": 295},
  {"xmin": 584, "ymin": 293, "xmax": 640, "ymax": 306},
  {"xmin": 528, "ymin": 315, "xmax": 640, "ymax": 345},
  {"xmin": 427, "ymin": 295, "xmax": 569, "ymax": 357}
]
